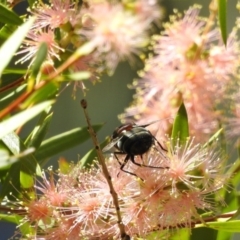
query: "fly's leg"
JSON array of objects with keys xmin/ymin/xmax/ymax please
[
  {"xmin": 153, "ymin": 135, "xmax": 167, "ymax": 152},
  {"xmin": 114, "ymin": 152, "xmax": 141, "ymax": 179},
  {"xmin": 113, "ymin": 152, "xmax": 124, "ymax": 166},
  {"xmin": 131, "ymin": 155, "xmax": 169, "ymax": 170}
]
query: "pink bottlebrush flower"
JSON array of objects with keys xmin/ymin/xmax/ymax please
[
  {"xmin": 157, "ymin": 191, "xmax": 211, "ymax": 229},
  {"xmin": 26, "ymin": 198, "xmax": 53, "ymax": 224},
  {"xmin": 164, "ymin": 139, "xmax": 226, "ymax": 194},
  {"xmin": 80, "ymin": 1, "xmax": 154, "ymax": 71},
  {"xmin": 14, "ymin": 136, "xmax": 228, "ymax": 239},
  {"xmin": 121, "ymin": 5, "xmax": 240, "ymax": 142},
  {"xmin": 53, "ymin": 168, "xmax": 121, "ymax": 239},
  {"xmin": 16, "ymin": 28, "xmax": 64, "ymax": 65},
  {"xmin": 16, "ymin": 197, "xmax": 58, "ymax": 239},
  {"xmin": 30, "ymin": 0, "xmax": 75, "ymax": 29},
  {"xmin": 207, "ymin": 31, "xmax": 239, "ymax": 82},
  {"xmin": 121, "ymin": 139, "xmax": 227, "ymax": 237},
  {"xmin": 45, "ymin": 218, "xmax": 91, "ymax": 240},
  {"xmin": 34, "ymin": 171, "xmax": 67, "ymax": 206},
  {"xmin": 127, "ymin": 0, "xmax": 162, "ymax": 24}
]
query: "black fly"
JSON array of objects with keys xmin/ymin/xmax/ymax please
[{"xmin": 102, "ymin": 121, "xmax": 168, "ymax": 178}]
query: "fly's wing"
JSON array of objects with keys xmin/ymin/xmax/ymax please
[
  {"xmin": 102, "ymin": 136, "xmax": 123, "ymax": 152},
  {"xmin": 139, "ymin": 120, "xmax": 161, "ymax": 128},
  {"xmin": 139, "ymin": 118, "xmax": 173, "ymax": 128}
]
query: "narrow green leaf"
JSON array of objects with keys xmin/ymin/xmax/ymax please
[
  {"xmin": 0, "ymin": 24, "xmax": 17, "ymax": 43},
  {"xmin": 75, "ymin": 41, "xmax": 95, "ymax": 57},
  {"xmin": 27, "ymin": 0, "xmax": 36, "ymax": 8},
  {"xmin": 192, "ymin": 228, "xmax": 217, "ymax": 240},
  {"xmin": 171, "ymin": 102, "xmax": 189, "ymax": 145},
  {"xmin": 170, "ymin": 228, "xmax": 190, "ymax": 240},
  {"xmin": 0, "ymin": 17, "xmax": 34, "ymax": 75},
  {"xmin": 21, "ymin": 82, "xmax": 58, "ymax": 108},
  {"xmin": 63, "ymin": 71, "xmax": 91, "ymax": 81},
  {"xmin": 221, "ymin": 160, "xmax": 240, "ymax": 212},
  {"xmin": 80, "ymin": 139, "xmax": 108, "ymax": 168},
  {"xmin": 15, "ymin": 214, "xmax": 34, "ymax": 237},
  {"xmin": 0, "ymin": 134, "xmax": 36, "ymax": 170},
  {"xmin": 20, "ymin": 170, "xmax": 34, "ymax": 188},
  {"xmin": 0, "ymin": 131, "xmax": 41, "ymax": 197},
  {"xmin": 137, "ymin": 230, "xmax": 167, "ymax": 240},
  {"xmin": 0, "ymin": 213, "xmax": 35, "ymax": 237},
  {"xmin": 26, "ymin": 112, "xmax": 53, "ymax": 149},
  {"xmin": 35, "ymin": 125, "xmax": 103, "ymax": 162},
  {"xmin": 0, "ymin": 161, "xmax": 20, "ymax": 199},
  {"xmin": 203, "ymin": 128, "xmax": 223, "ymax": 148},
  {"xmin": 225, "ymin": 158, "xmax": 240, "ymax": 178},
  {"xmin": 0, "ymin": 148, "xmax": 15, "ymax": 168},
  {"xmin": 2, "ymin": 131, "xmax": 24, "ymax": 155},
  {"xmin": 30, "ymin": 42, "xmax": 48, "ymax": 78},
  {"xmin": 218, "ymin": 0, "xmax": 227, "ymax": 45},
  {"xmin": 0, "ymin": 148, "xmax": 35, "ymax": 169},
  {"xmin": 205, "ymin": 220, "xmax": 240, "ymax": 232},
  {"xmin": 0, "ymin": 100, "xmax": 54, "ymax": 139},
  {"xmin": 0, "ymin": 85, "xmax": 26, "ymax": 112},
  {"xmin": 216, "ymin": 230, "xmax": 232, "ymax": 240},
  {"xmin": 2, "ymin": 68, "xmax": 27, "ymax": 74},
  {"xmin": 228, "ymin": 208, "xmax": 240, "ymax": 221},
  {"xmin": 0, "ymin": 3, "xmax": 23, "ymax": 25},
  {"xmin": 0, "ymin": 213, "xmax": 19, "ymax": 224}
]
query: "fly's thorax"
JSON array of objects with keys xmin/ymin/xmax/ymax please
[{"xmin": 116, "ymin": 127, "xmax": 154, "ymax": 155}]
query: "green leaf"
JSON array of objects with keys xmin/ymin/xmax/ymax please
[
  {"xmin": 75, "ymin": 41, "xmax": 95, "ymax": 57},
  {"xmin": 20, "ymin": 155, "xmax": 42, "ymax": 189},
  {"xmin": 0, "ymin": 17, "xmax": 34, "ymax": 75},
  {"xmin": 21, "ymin": 82, "xmax": 58, "ymax": 108},
  {"xmin": 63, "ymin": 71, "xmax": 91, "ymax": 81},
  {"xmin": 20, "ymin": 169, "xmax": 34, "ymax": 188},
  {"xmin": 27, "ymin": 0, "xmax": 36, "ymax": 8},
  {"xmin": 2, "ymin": 132, "xmax": 24, "ymax": 155},
  {"xmin": 170, "ymin": 228, "xmax": 190, "ymax": 239},
  {"xmin": 215, "ymin": 162, "xmax": 240, "ymax": 240},
  {"xmin": 0, "ymin": 161, "xmax": 20, "ymax": 199},
  {"xmin": 0, "ymin": 132, "xmax": 41, "ymax": 195},
  {"xmin": 35, "ymin": 125, "xmax": 103, "ymax": 162},
  {"xmin": 0, "ymin": 84, "xmax": 26, "ymax": 110},
  {"xmin": 0, "ymin": 3, "xmax": 23, "ymax": 25},
  {"xmin": 30, "ymin": 42, "xmax": 48, "ymax": 78},
  {"xmin": 137, "ymin": 229, "xmax": 167, "ymax": 240},
  {"xmin": 15, "ymin": 214, "xmax": 34, "ymax": 237},
  {"xmin": 2, "ymin": 68, "xmax": 27, "ymax": 74},
  {"xmin": 191, "ymin": 227, "xmax": 217, "ymax": 240},
  {"xmin": 218, "ymin": 0, "xmax": 227, "ymax": 45},
  {"xmin": 0, "ymin": 148, "xmax": 16, "ymax": 168},
  {"xmin": 216, "ymin": 230, "xmax": 233, "ymax": 240},
  {"xmin": 203, "ymin": 128, "xmax": 223, "ymax": 148},
  {"xmin": 0, "ymin": 213, "xmax": 34, "ymax": 237},
  {"xmin": 0, "ymin": 133, "xmax": 36, "ymax": 169},
  {"xmin": 80, "ymin": 139, "xmax": 108, "ymax": 168},
  {"xmin": 0, "ymin": 24, "xmax": 17, "ymax": 43},
  {"xmin": 0, "ymin": 213, "xmax": 19, "ymax": 224},
  {"xmin": 206, "ymin": 220, "xmax": 240, "ymax": 232},
  {"xmin": 171, "ymin": 102, "xmax": 189, "ymax": 145},
  {"xmin": 0, "ymin": 100, "xmax": 54, "ymax": 139},
  {"xmin": 26, "ymin": 112, "xmax": 53, "ymax": 149}
]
